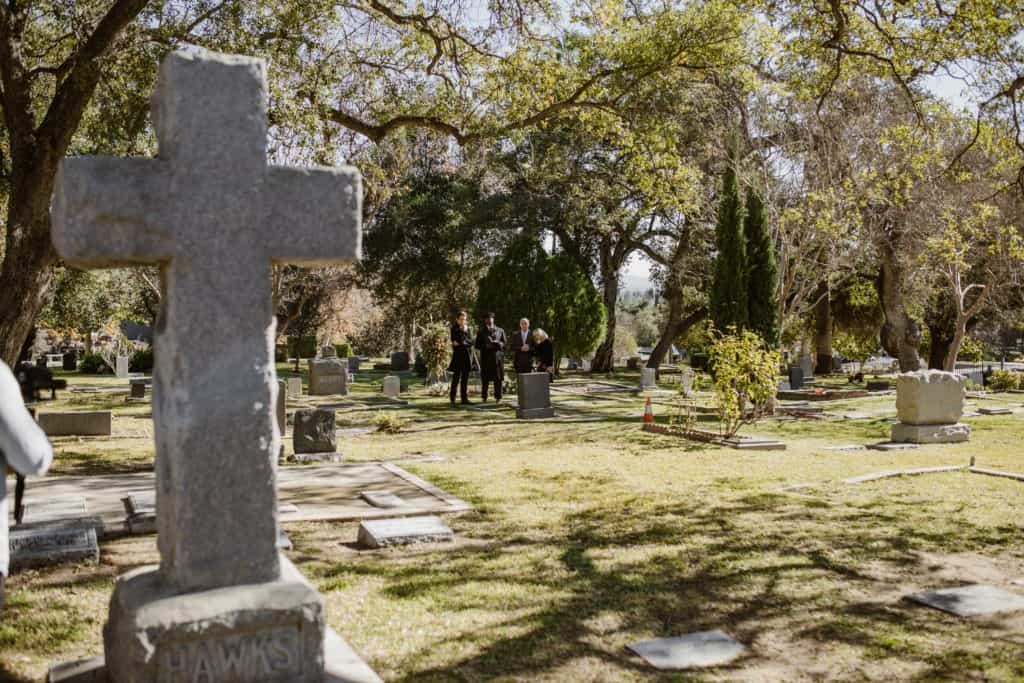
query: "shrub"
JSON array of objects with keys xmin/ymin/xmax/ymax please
[
  {"xmin": 708, "ymin": 328, "xmax": 780, "ymax": 438},
  {"xmin": 373, "ymin": 411, "xmax": 407, "ymax": 434},
  {"xmin": 418, "ymin": 324, "xmax": 451, "ymax": 383},
  {"xmin": 334, "ymin": 342, "xmax": 353, "ymax": 358},
  {"xmin": 129, "ymin": 347, "xmax": 154, "ymax": 373},
  {"xmin": 987, "ymin": 369, "xmax": 1021, "ymax": 392},
  {"xmin": 79, "ymin": 353, "xmax": 109, "ymax": 374},
  {"xmin": 287, "ymin": 335, "xmax": 317, "ymax": 359}
]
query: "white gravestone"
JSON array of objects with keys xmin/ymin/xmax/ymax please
[
  {"xmin": 383, "ymin": 375, "xmax": 401, "ymax": 399},
  {"xmin": 115, "ymin": 355, "xmax": 129, "ymax": 379},
  {"xmin": 640, "ymin": 367, "xmax": 657, "ymax": 391},
  {"xmin": 52, "ymin": 49, "xmax": 376, "ymax": 682},
  {"xmin": 891, "ymin": 370, "xmax": 970, "ymax": 444},
  {"xmin": 287, "ymin": 376, "xmax": 303, "ymax": 397},
  {"xmin": 680, "ymin": 367, "xmax": 694, "ymax": 396}
]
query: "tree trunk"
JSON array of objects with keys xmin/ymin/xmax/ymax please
[
  {"xmin": 813, "ymin": 286, "xmax": 832, "ymax": 373},
  {"xmin": 876, "ymin": 241, "xmax": 922, "ymax": 372},
  {"xmin": 648, "ymin": 308, "xmax": 706, "ymax": 370},
  {"xmin": 590, "ymin": 269, "xmax": 619, "ymax": 373},
  {"xmin": 84, "ymin": 330, "xmax": 94, "ymax": 355},
  {"xmin": 943, "ymin": 320, "xmax": 968, "ymax": 372}
]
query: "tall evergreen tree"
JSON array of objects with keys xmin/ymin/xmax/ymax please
[
  {"xmin": 710, "ymin": 160, "xmax": 748, "ymax": 332},
  {"xmin": 744, "ymin": 192, "xmax": 779, "ymax": 346}
]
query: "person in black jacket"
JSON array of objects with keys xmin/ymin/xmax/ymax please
[
  {"xmin": 474, "ymin": 312, "xmax": 506, "ymax": 402},
  {"xmin": 533, "ymin": 328, "xmax": 554, "ymax": 380},
  {"xmin": 510, "ymin": 318, "xmax": 534, "ymax": 374},
  {"xmin": 448, "ymin": 310, "xmax": 473, "ymax": 405}
]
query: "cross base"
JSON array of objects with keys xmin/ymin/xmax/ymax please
[{"xmin": 97, "ymin": 555, "xmax": 361, "ymax": 683}]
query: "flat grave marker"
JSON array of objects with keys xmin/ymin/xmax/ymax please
[
  {"xmin": 357, "ymin": 515, "xmax": 454, "ymax": 548},
  {"xmin": 906, "ymin": 584, "xmax": 1024, "ymax": 617},
  {"xmin": 360, "ymin": 490, "xmax": 405, "ymax": 508},
  {"xmin": 978, "ymin": 407, "xmax": 1013, "ymax": 416},
  {"xmin": 627, "ymin": 631, "xmax": 746, "ymax": 670},
  {"xmin": 10, "ymin": 523, "xmax": 99, "ymax": 571},
  {"xmin": 37, "ymin": 411, "xmax": 112, "ymax": 437},
  {"xmin": 22, "ymin": 495, "xmax": 87, "ymax": 523}
]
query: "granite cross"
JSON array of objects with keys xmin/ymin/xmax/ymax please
[{"xmin": 51, "ymin": 50, "xmax": 361, "ymax": 594}]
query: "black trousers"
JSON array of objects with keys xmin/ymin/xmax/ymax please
[
  {"xmin": 482, "ymin": 375, "xmax": 502, "ymax": 401},
  {"xmin": 449, "ymin": 367, "xmax": 469, "ymax": 402}
]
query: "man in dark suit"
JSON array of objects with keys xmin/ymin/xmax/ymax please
[
  {"xmin": 510, "ymin": 317, "xmax": 534, "ymax": 374},
  {"xmin": 475, "ymin": 313, "xmax": 506, "ymax": 402},
  {"xmin": 448, "ymin": 310, "xmax": 474, "ymax": 405}
]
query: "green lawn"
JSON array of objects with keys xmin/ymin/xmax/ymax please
[{"xmin": 2, "ymin": 367, "xmax": 1023, "ymax": 681}]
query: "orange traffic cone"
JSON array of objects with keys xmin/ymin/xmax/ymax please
[{"xmin": 643, "ymin": 397, "xmax": 654, "ymax": 423}]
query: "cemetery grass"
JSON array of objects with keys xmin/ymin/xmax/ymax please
[{"xmin": 3, "ymin": 370, "xmax": 1024, "ymax": 680}]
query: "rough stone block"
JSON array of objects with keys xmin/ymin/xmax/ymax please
[
  {"xmin": 37, "ymin": 411, "xmax": 112, "ymax": 436},
  {"xmin": 891, "ymin": 422, "xmax": 970, "ymax": 444},
  {"xmin": 896, "ymin": 370, "xmax": 966, "ymax": 425},
  {"xmin": 294, "ymin": 408, "xmax": 336, "ymax": 454},
  {"xmin": 104, "ymin": 555, "xmax": 325, "ymax": 683},
  {"xmin": 357, "ymin": 516, "xmax": 454, "ymax": 548}
]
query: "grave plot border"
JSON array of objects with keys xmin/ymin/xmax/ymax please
[{"xmin": 641, "ymin": 423, "xmax": 786, "ymax": 450}]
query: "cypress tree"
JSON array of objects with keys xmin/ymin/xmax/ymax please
[
  {"xmin": 744, "ymin": 191, "xmax": 779, "ymax": 346},
  {"xmin": 710, "ymin": 160, "xmax": 748, "ymax": 332}
]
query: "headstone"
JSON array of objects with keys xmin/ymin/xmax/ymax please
[
  {"xmin": 320, "ymin": 344, "xmax": 337, "ymax": 359},
  {"xmin": 866, "ymin": 380, "xmax": 890, "ymax": 392},
  {"xmin": 293, "ymin": 408, "xmax": 337, "ymax": 454},
  {"xmin": 286, "ymin": 376, "xmax": 302, "ymax": 397},
  {"xmin": 799, "ymin": 353, "xmax": 814, "ymax": 379},
  {"xmin": 129, "ymin": 379, "xmax": 147, "ymax": 399},
  {"xmin": 390, "ymin": 351, "xmax": 410, "ymax": 371},
  {"xmin": 62, "ymin": 351, "xmax": 78, "ymax": 371},
  {"xmin": 308, "ymin": 357, "xmax": 348, "ymax": 395},
  {"xmin": 580, "ymin": 358, "xmax": 592, "ymax": 372},
  {"xmin": 51, "ymin": 48, "xmax": 372, "ymax": 681},
  {"xmin": 347, "ymin": 356, "xmax": 361, "ymax": 372},
  {"xmin": 115, "ymin": 355, "xmax": 129, "ymax": 379},
  {"xmin": 640, "ymin": 367, "xmax": 657, "ymax": 391},
  {"xmin": 360, "ymin": 490, "xmax": 405, "ymax": 508},
  {"xmin": 383, "ymin": 375, "xmax": 401, "ymax": 399},
  {"xmin": 357, "ymin": 515, "xmax": 454, "ymax": 548},
  {"xmin": 680, "ymin": 367, "xmax": 694, "ymax": 396},
  {"xmin": 517, "ymin": 372, "xmax": 555, "ymax": 419},
  {"xmin": 891, "ymin": 370, "xmax": 970, "ymax": 444},
  {"xmin": 276, "ymin": 378, "xmax": 287, "ymax": 434},
  {"xmin": 9, "ymin": 524, "xmax": 99, "ymax": 572},
  {"xmin": 627, "ymin": 631, "xmax": 746, "ymax": 670},
  {"xmin": 788, "ymin": 366, "xmax": 804, "ymax": 390},
  {"xmin": 906, "ymin": 584, "xmax": 1024, "ymax": 617},
  {"xmin": 37, "ymin": 411, "xmax": 112, "ymax": 437}
]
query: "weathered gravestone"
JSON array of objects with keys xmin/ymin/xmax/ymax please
[
  {"xmin": 640, "ymin": 367, "xmax": 658, "ymax": 391},
  {"xmin": 62, "ymin": 351, "xmax": 78, "ymax": 371},
  {"xmin": 348, "ymin": 356, "xmax": 361, "ymax": 372},
  {"xmin": 293, "ymin": 408, "xmax": 337, "ymax": 455},
  {"xmin": 286, "ymin": 375, "xmax": 303, "ymax": 397},
  {"xmin": 383, "ymin": 375, "xmax": 401, "ymax": 399},
  {"xmin": 309, "ymin": 357, "xmax": 348, "ymax": 395},
  {"xmin": 627, "ymin": 630, "xmax": 746, "ymax": 670},
  {"xmin": 517, "ymin": 372, "xmax": 555, "ymax": 419},
  {"xmin": 787, "ymin": 366, "xmax": 804, "ymax": 391},
  {"xmin": 891, "ymin": 370, "xmax": 970, "ymax": 444},
  {"xmin": 129, "ymin": 379, "xmax": 147, "ymax": 399},
  {"xmin": 390, "ymin": 351, "xmax": 410, "ymax": 372},
  {"xmin": 277, "ymin": 379, "xmax": 287, "ymax": 434},
  {"xmin": 320, "ymin": 344, "xmax": 337, "ymax": 359},
  {"xmin": 9, "ymin": 521, "xmax": 99, "ymax": 572},
  {"xmin": 37, "ymin": 410, "xmax": 112, "ymax": 437},
  {"xmin": 357, "ymin": 515, "xmax": 454, "ymax": 548},
  {"xmin": 115, "ymin": 355, "xmax": 130, "ymax": 379},
  {"xmin": 680, "ymin": 367, "xmax": 694, "ymax": 396},
  {"xmin": 799, "ymin": 352, "xmax": 814, "ymax": 379},
  {"xmin": 51, "ymin": 48, "xmax": 377, "ymax": 682}
]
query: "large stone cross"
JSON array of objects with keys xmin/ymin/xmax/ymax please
[{"xmin": 52, "ymin": 50, "xmax": 361, "ymax": 593}]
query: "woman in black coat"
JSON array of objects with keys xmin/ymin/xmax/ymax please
[
  {"xmin": 448, "ymin": 310, "xmax": 473, "ymax": 405},
  {"xmin": 533, "ymin": 328, "xmax": 554, "ymax": 380}
]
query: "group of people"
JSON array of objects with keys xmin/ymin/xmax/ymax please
[{"xmin": 448, "ymin": 311, "xmax": 553, "ymax": 405}]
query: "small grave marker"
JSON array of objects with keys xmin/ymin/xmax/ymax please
[
  {"xmin": 357, "ymin": 515, "xmax": 454, "ymax": 548},
  {"xmin": 906, "ymin": 584, "xmax": 1024, "ymax": 617},
  {"xmin": 383, "ymin": 375, "xmax": 401, "ymax": 399},
  {"xmin": 978, "ymin": 406, "xmax": 1012, "ymax": 415},
  {"xmin": 293, "ymin": 408, "xmax": 337, "ymax": 454},
  {"xmin": 868, "ymin": 442, "xmax": 920, "ymax": 451},
  {"xmin": 37, "ymin": 411, "xmax": 112, "ymax": 436},
  {"xmin": 822, "ymin": 444, "xmax": 867, "ymax": 452},
  {"xmin": 360, "ymin": 490, "xmax": 405, "ymax": 508},
  {"xmin": 23, "ymin": 495, "xmax": 87, "ymax": 523},
  {"xmin": 627, "ymin": 631, "xmax": 746, "ymax": 670},
  {"xmin": 10, "ymin": 524, "xmax": 99, "ymax": 571}
]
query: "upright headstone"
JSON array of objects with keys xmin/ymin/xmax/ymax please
[
  {"xmin": 788, "ymin": 366, "xmax": 804, "ymax": 390},
  {"xmin": 276, "ymin": 379, "xmax": 287, "ymax": 434},
  {"xmin": 383, "ymin": 375, "xmax": 401, "ymax": 399},
  {"xmin": 390, "ymin": 351, "xmax": 410, "ymax": 372},
  {"xmin": 308, "ymin": 357, "xmax": 348, "ymax": 395},
  {"xmin": 62, "ymin": 351, "xmax": 78, "ymax": 371},
  {"xmin": 129, "ymin": 379, "xmax": 147, "ymax": 399},
  {"xmin": 115, "ymin": 355, "xmax": 129, "ymax": 379},
  {"xmin": 517, "ymin": 372, "xmax": 555, "ymax": 419},
  {"xmin": 891, "ymin": 370, "xmax": 970, "ymax": 444},
  {"xmin": 347, "ymin": 356, "xmax": 361, "ymax": 372},
  {"xmin": 680, "ymin": 367, "xmax": 694, "ymax": 396},
  {"xmin": 293, "ymin": 408, "xmax": 336, "ymax": 454},
  {"xmin": 799, "ymin": 352, "xmax": 814, "ymax": 380},
  {"xmin": 640, "ymin": 367, "xmax": 657, "ymax": 391},
  {"xmin": 320, "ymin": 344, "xmax": 337, "ymax": 359},
  {"xmin": 51, "ymin": 48, "xmax": 372, "ymax": 681},
  {"xmin": 286, "ymin": 376, "xmax": 302, "ymax": 397}
]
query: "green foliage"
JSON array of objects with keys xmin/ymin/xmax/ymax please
[
  {"xmin": 476, "ymin": 238, "xmax": 606, "ymax": 360},
  {"xmin": 419, "ymin": 324, "xmax": 452, "ymax": 382},
  {"xmin": 78, "ymin": 353, "xmax": 108, "ymax": 375},
  {"xmin": 373, "ymin": 412, "xmax": 407, "ymax": 434},
  {"xmin": 40, "ymin": 269, "xmax": 115, "ymax": 349},
  {"xmin": 287, "ymin": 336, "xmax": 317, "ymax": 359},
  {"xmin": 987, "ymin": 370, "xmax": 1021, "ymax": 392},
  {"xmin": 710, "ymin": 159, "xmax": 748, "ymax": 333},
  {"xmin": 744, "ymin": 192, "xmax": 779, "ymax": 346},
  {"xmin": 129, "ymin": 348, "xmax": 153, "ymax": 374},
  {"xmin": 959, "ymin": 337, "xmax": 986, "ymax": 363},
  {"xmin": 708, "ymin": 328, "xmax": 780, "ymax": 438},
  {"xmin": 334, "ymin": 343, "xmax": 352, "ymax": 358},
  {"xmin": 833, "ymin": 332, "xmax": 876, "ymax": 365}
]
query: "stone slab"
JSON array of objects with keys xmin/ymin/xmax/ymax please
[
  {"xmin": 9, "ymin": 463, "xmax": 472, "ymax": 533},
  {"xmin": 48, "ymin": 627, "xmax": 382, "ymax": 683},
  {"xmin": 23, "ymin": 495, "xmax": 87, "ymax": 523},
  {"xmin": 719, "ymin": 438, "xmax": 786, "ymax": 451},
  {"xmin": 10, "ymin": 524, "xmax": 99, "ymax": 571},
  {"xmin": 977, "ymin": 407, "xmax": 1013, "ymax": 415},
  {"xmin": 357, "ymin": 515, "xmax": 454, "ymax": 548},
  {"xmin": 360, "ymin": 490, "xmax": 405, "ymax": 508},
  {"xmin": 627, "ymin": 630, "xmax": 746, "ymax": 670},
  {"xmin": 821, "ymin": 444, "xmax": 867, "ymax": 452},
  {"xmin": 37, "ymin": 411, "xmax": 112, "ymax": 437},
  {"xmin": 516, "ymin": 406, "xmax": 556, "ymax": 419},
  {"xmin": 867, "ymin": 442, "xmax": 920, "ymax": 451},
  {"xmin": 891, "ymin": 422, "xmax": 970, "ymax": 444},
  {"xmin": 906, "ymin": 584, "xmax": 1024, "ymax": 617},
  {"xmin": 293, "ymin": 452, "xmax": 344, "ymax": 464}
]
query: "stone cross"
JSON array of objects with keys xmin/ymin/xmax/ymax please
[{"xmin": 52, "ymin": 50, "xmax": 361, "ymax": 594}]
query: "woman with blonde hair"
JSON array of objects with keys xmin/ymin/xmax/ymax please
[{"xmin": 533, "ymin": 328, "xmax": 554, "ymax": 379}]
